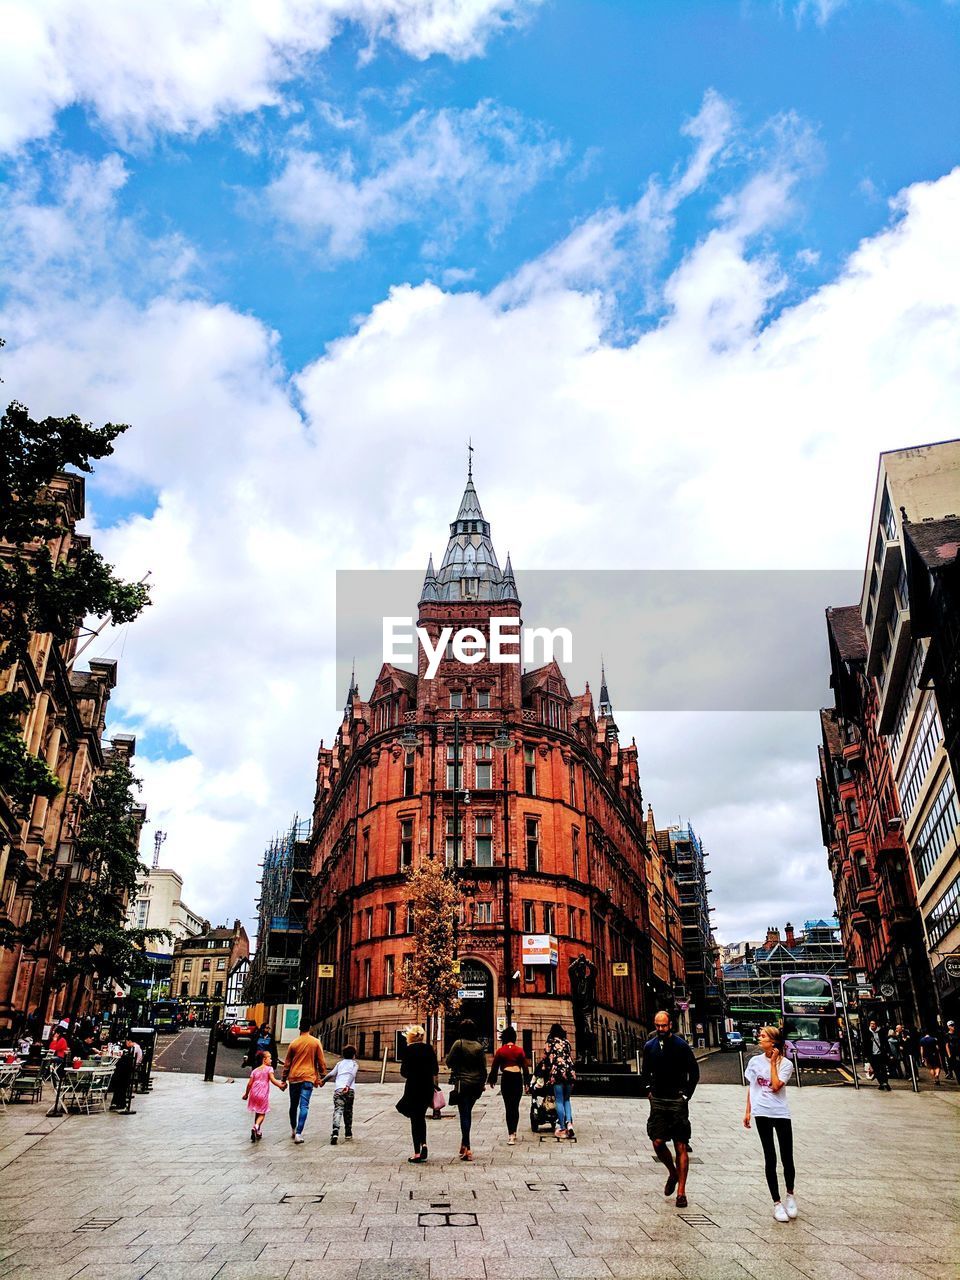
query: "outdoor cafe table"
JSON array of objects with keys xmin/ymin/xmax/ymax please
[{"xmin": 51, "ymin": 1064, "xmax": 114, "ymax": 1115}]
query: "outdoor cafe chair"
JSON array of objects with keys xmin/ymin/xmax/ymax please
[
  {"xmin": 0, "ymin": 1063, "xmax": 20, "ymax": 1109},
  {"xmin": 9, "ymin": 1065, "xmax": 43, "ymax": 1105}
]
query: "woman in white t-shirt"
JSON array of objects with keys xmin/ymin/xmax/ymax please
[{"xmin": 743, "ymin": 1026, "xmax": 797, "ymax": 1223}]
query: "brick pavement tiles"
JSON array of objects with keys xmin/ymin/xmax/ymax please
[{"xmin": 0, "ymin": 1076, "xmax": 957, "ymax": 1280}]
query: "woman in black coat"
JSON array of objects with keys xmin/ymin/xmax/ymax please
[{"xmin": 399, "ymin": 1024, "xmax": 438, "ymax": 1163}]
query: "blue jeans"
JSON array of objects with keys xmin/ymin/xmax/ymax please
[
  {"xmin": 553, "ymin": 1082, "xmax": 572, "ymax": 1129},
  {"xmin": 288, "ymin": 1081, "xmax": 314, "ymax": 1134}
]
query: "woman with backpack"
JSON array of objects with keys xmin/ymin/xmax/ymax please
[
  {"xmin": 445, "ymin": 1019, "xmax": 488, "ymax": 1161},
  {"xmin": 541, "ymin": 1022, "xmax": 576, "ymax": 1140}
]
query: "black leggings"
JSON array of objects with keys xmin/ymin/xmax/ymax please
[
  {"xmin": 410, "ymin": 1112, "xmax": 427, "ymax": 1153},
  {"xmin": 754, "ymin": 1117, "xmax": 795, "ymax": 1202},
  {"xmin": 499, "ymin": 1072, "xmax": 524, "ymax": 1134},
  {"xmin": 458, "ymin": 1085, "xmax": 482, "ymax": 1148}
]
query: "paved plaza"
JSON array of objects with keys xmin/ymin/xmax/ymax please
[{"xmin": 0, "ymin": 1071, "xmax": 957, "ymax": 1280}]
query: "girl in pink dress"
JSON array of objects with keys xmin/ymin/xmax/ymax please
[{"xmin": 242, "ymin": 1051, "xmax": 286, "ymax": 1142}]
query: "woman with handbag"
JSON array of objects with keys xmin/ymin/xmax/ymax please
[
  {"xmin": 543, "ymin": 1022, "xmax": 576, "ymax": 1140},
  {"xmin": 398, "ymin": 1025, "xmax": 438, "ymax": 1163},
  {"xmin": 445, "ymin": 1018, "xmax": 488, "ymax": 1161}
]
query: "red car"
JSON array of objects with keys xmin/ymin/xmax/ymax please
[{"xmin": 227, "ymin": 1020, "xmax": 258, "ymax": 1043}]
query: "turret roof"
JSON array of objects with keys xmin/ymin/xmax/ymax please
[{"xmin": 420, "ymin": 464, "xmax": 519, "ymax": 603}]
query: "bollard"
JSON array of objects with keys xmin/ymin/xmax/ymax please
[
  {"xmin": 738, "ymin": 1049, "xmax": 745, "ymax": 1084},
  {"xmin": 635, "ymin": 1049, "xmax": 641, "ymax": 1076},
  {"xmin": 380, "ymin": 1046, "xmax": 389, "ymax": 1084},
  {"xmin": 793, "ymin": 1050, "xmax": 803, "ymax": 1088},
  {"xmin": 203, "ymin": 1021, "xmax": 219, "ymax": 1083}
]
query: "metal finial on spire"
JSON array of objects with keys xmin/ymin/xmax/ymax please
[{"xmin": 468, "ymin": 437, "xmax": 474, "ymax": 480}]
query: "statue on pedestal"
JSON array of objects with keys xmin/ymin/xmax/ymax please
[{"xmin": 568, "ymin": 952, "xmax": 598, "ymax": 1063}]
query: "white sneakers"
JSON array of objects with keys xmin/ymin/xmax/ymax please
[
  {"xmin": 293, "ymin": 1133, "xmax": 304, "ymax": 1144},
  {"xmin": 773, "ymin": 1203, "xmax": 790, "ymax": 1223},
  {"xmin": 784, "ymin": 1194, "xmax": 798, "ymax": 1219}
]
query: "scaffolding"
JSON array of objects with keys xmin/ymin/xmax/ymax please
[
  {"xmin": 244, "ymin": 815, "xmax": 312, "ymax": 1006},
  {"xmin": 722, "ymin": 920, "xmax": 848, "ymax": 1027}
]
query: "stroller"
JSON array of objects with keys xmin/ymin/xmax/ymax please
[{"xmin": 528, "ymin": 1066, "xmax": 558, "ymax": 1133}]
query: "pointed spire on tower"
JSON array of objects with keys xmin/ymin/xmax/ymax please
[
  {"xmin": 500, "ymin": 551, "xmax": 519, "ymax": 602},
  {"xmin": 344, "ymin": 659, "xmax": 359, "ymax": 715},
  {"xmin": 598, "ymin": 659, "xmax": 618, "ymax": 740},
  {"xmin": 599, "ymin": 658, "xmax": 613, "ymax": 717},
  {"xmin": 420, "ymin": 552, "xmax": 439, "ymax": 602},
  {"xmin": 420, "ymin": 451, "xmax": 513, "ymax": 602}
]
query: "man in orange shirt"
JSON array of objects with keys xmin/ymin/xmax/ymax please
[{"xmin": 281, "ymin": 1025, "xmax": 327, "ymax": 1143}]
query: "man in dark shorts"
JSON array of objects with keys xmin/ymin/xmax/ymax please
[{"xmin": 640, "ymin": 1010, "xmax": 700, "ymax": 1208}]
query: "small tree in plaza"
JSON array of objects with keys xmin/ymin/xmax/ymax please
[{"xmin": 401, "ymin": 856, "xmax": 463, "ymax": 1037}]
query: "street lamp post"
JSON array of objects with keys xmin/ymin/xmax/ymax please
[{"xmin": 491, "ymin": 724, "xmax": 514, "ymax": 1031}]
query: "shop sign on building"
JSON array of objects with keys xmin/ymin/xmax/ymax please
[
  {"xmin": 317, "ymin": 964, "xmax": 334, "ymax": 979},
  {"xmin": 612, "ymin": 962, "xmax": 629, "ymax": 976},
  {"xmin": 522, "ymin": 934, "xmax": 559, "ymax": 966}
]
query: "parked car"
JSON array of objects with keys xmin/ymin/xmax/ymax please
[
  {"xmin": 725, "ymin": 1031, "xmax": 744, "ymax": 1050},
  {"xmin": 226, "ymin": 1020, "xmax": 258, "ymax": 1044},
  {"xmin": 216, "ymin": 1018, "xmax": 237, "ymax": 1042}
]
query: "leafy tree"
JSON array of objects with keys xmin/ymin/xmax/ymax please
[
  {"xmin": 401, "ymin": 857, "xmax": 463, "ymax": 1030},
  {"xmin": 23, "ymin": 754, "xmax": 169, "ymax": 1010},
  {"xmin": 0, "ymin": 374, "xmax": 150, "ymax": 810}
]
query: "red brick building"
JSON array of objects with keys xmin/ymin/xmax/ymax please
[
  {"xmin": 303, "ymin": 471, "xmax": 686, "ymax": 1061},
  {"xmin": 817, "ymin": 606, "xmax": 936, "ymax": 1027}
]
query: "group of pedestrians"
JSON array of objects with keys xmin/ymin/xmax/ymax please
[
  {"xmin": 862, "ymin": 1018, "xmax": 958, "ymax": 1088},
  {"xmin": 640, "ymin": 1011, "xmax": 799, "ymax": 1223},
  {"xmin": 397, "ymin": 1019, "xmax": 578, "ymax": 1162},
  {"xmin": 240, "ymin": 1007, "xmax": 956, "ymax": 1224},
  {"xmin": 241, "ymin": 1023, "xmax": 358, "ymax": 1145}
]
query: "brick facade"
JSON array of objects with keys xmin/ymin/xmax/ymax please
[
  {"xmin": 818, "ymin": 606, "xmax": 936, "ymax": 1028},
  {"xmin": 0, "ymin": 473, "xmax": 144, "ymax": 1028},
  {"xmin": 303, "ymin": 473, "xmax": 686, "ymax": 1061}
]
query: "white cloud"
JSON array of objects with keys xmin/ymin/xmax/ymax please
[
  {"xmin": 261, "ymin": 101, "xmax": 565, "ymax": 260},
  {"xmin": 2, "ymin": 123, "xmax": 959, "ymax": 939},
  {"xmin": 0, "ymin": 0, "xmax": 543, "ymax": 153},
  {"xmin": 794, "ymin": 0, "xmax": 848, "ymax": 24},
  {"xmin": 0, "ymin": 152, "xmax": 196, "ymax": 303}
]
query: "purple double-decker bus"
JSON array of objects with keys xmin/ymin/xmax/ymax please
[{"xmin": 781, "ymin": 973, "xmax": 841, "ymax": 1064}]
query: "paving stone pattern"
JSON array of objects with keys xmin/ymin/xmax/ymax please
[{"xmin": 0, "ymin": 1075, "xmax": 957, "ymax": 1280}]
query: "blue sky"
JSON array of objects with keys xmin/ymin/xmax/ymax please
[
  {"xmin": 29, "ymin": 1, "xmax": 960, "ymax": 367},
  {"xmin": 2, "ymin": 0, "xmax": 959, "ymax": 938}
]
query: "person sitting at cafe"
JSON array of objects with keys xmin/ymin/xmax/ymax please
[
  {"xmin": 26, "ymin": 1038, "xmax": 44, "ymax": 1064},
  {"xmin": 48, "ymin": 1027, "xmax": 69, "ymax": 1061}
]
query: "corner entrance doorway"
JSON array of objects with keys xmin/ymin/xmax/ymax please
[{"xmin": 446, "ymin": 959, "xmax": 494, "ymax": 1051}]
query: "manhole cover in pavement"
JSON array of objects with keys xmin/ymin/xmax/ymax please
[
  {"xmin": 679, "ymin": 1214, "xmax": 718, "ymax": 1227},
  {"xmin": 279, "ymin": 1193, "xmax": 325, "ymax": 1204},
  {"xmin": 418, "ymin": 1212, "xmax": 479, "ymax": 1227},
  {"xmin": 526, "ymin": 1182, "xmax": 568, "ymax": 1192},
  {"xmin": 75, "ymin": 1220, "xmax": 120, "ymax": 1232}
]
